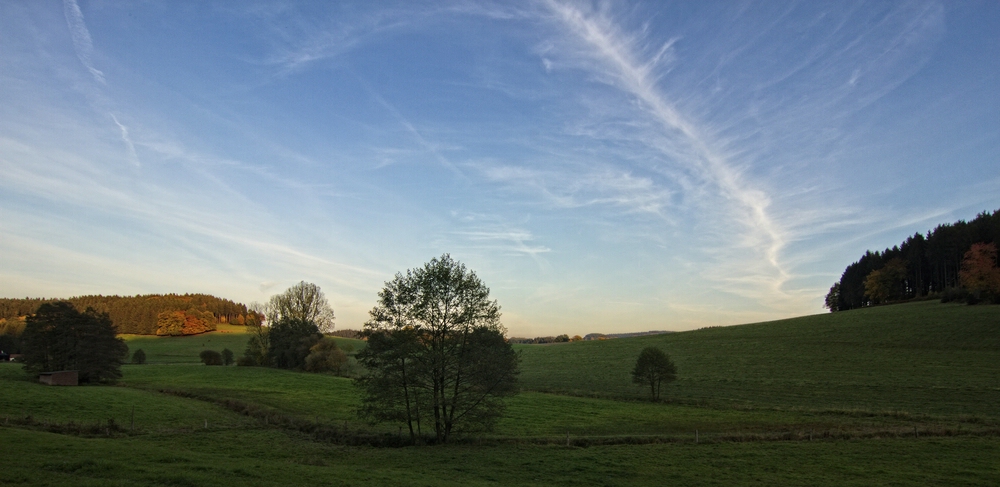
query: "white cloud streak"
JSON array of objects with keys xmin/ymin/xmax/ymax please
[
  {"xmin": 543, "ymin": 0, "xmax": 790, "ymax": 299},
  {"xmin": 62, "ymin": 0, "xmax": 105, "ymax": 84},
  {"xmin": 110, "ymin": 113, "xmax": 139, "ymax": 166}
]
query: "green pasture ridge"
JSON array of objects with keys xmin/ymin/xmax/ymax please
[{"xmin": 519, "ymin": 300, "xmax": 1000, "ymax": 417}]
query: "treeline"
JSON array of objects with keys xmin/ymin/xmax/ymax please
[
  {"xmin": 829, "ymin": 209, "xmax": 1000, "ymax": 310},
  {"xmin": 585, "ymin": 331, "xmax": 672, "ymax": 340},
  {"xmin": 508, "ymin": 330, "xmax": 673, "ymax": 344},
  {"xmin": 0, "ymin": 294, "xmax": 252, "ymax": 335},
  {"xmin": 509, "ymin": 334, "xmax": 581, "ymax": 344}
]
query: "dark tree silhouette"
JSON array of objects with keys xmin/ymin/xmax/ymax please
[
  {"xmin": 199, "ymin": 350, "xmax": 224, "ymax": 366},
  {"xmin": 20, "ymin": 302, "xmax": 128, "ymax": 383},
  {"xmin": 268, "ymin": 317, "xmax": 322, "ymax": 370},
  {"xmin": 631, "ymin": 346, "xmax": 677, "ymax": 401},
  {"xmin": 221, "ymin": 348, "xmax": 234, "ymax": 366}
]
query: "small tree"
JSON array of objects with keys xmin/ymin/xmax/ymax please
[
  {"xmin": 21, "ymin": 302, "xmax": 128, "ymax": 383},
  {"xmin": 266, "ymin": 282, "xmax": 336, "ymax": 333},
  {"xmin": 239, "ymin": 307, "xmax": 270, "ymax": 366},
  {"xmin": 824, "ymin": 282, "xmax": 841, "ymax": 312},
  {"xmin": 631, "ymin": 347, "xmax": 677, "ymax": 401},
  {"xmin": 131, "ymin": 349, "xmax": 147, "ymax": 365},
  {"xmin": 199, "ymin": 350, "xmax": 224, "ymax": 366},
  {"xmin": 221, "ymin": 348, "xmax": 234, "ymax": 366}
]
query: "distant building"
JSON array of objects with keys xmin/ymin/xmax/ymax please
[{"xmin": 38, "ymin": 370, "xmax": 79, "ymax": 386}]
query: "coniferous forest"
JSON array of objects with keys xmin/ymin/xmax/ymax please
[
  {"xmin": 0, "ymin": 294, "xmax": 252, "ymax": 335},
  {"xmin": 829, "ymin": 209, "xmax": 1000, "ymax": 310}
]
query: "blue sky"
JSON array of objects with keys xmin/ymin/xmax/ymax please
[{"xmin": 1, "ymin": 1, "xmax": 997, "ymax": 336}]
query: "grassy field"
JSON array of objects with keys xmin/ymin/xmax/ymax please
[
  {"xmin": 519, "ymin": 301, "xmax": 1000, "ymax": 417},
  {"xmin": 2, "ymin": 301, "xmax": 999, "ymax": 485},
  {"xmin": 120, "ymin": 324, "xmax": 365, "ymax": 365},
  {"xmin": 2, "ymin": 427, "xmax": 997, "ymax": 486}
]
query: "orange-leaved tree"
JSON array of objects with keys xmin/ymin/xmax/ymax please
[{"xmin": 959, "ymin": 242, "xmax": 1000, "ymax": 303}]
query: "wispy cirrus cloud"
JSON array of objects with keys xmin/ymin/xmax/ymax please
[
  {"xmin": 477, "ymin": 162, "xmax": 674, "ymax": 217},
  {"xmin": 239, "ymin": 5, "xmax": 415, "ymax": 77},
  {"xmin": 454, "ymin": 229, "xmax": 552, "ymax": 256},
  {"xmin": 542, "ymin": 0, "xmax": 790, "ymax": 301},
  {"xmin": 110, "ymin": 113, "xmax": 139, "ymax": 166},
  {"xmin": 62, "ymin": 0, "xmax": 104, "ymax": 84}
]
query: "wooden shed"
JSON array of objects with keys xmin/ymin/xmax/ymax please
[{"xmin": 39, "ymin": 370, "xmax": 79, "ymax": 386}]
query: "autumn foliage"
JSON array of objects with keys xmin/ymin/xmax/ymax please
[
  {"xmin": 863, "ymin": 258, "xmax": 908, "ymax": 305},
  {"xmin": 959, "ymin": 242, "xmax": 1000, "ymax": 303},
  {"xmin": 155, "ymin": 309, "xmax": 216, "ymax": 336},
  {"xmin": 0, "ymin": 294, "xmax": 254, "ymax": 335}
]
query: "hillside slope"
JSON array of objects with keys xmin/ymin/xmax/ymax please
[{"xmin": 518, "ymin": 301, "xmax": 1000, "ymax": 417}]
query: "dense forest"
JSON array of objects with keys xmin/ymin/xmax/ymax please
[
  {"xmin": 829, "ymin": 209, "xmax": 1000, "ymax": 310},
  {"xmin": 0, "ymin": 294, "xmax": 252, "ymax": 335}
]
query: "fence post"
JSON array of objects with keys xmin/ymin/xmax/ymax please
[
  {"xmin": 130, "ymin": 405, "xmax": 135, "ymax": 431},
  {"xmin": 695, "ymin": 430, "xmax": 699, "ymax": 444},
  {"xmin": 566, "ymin": 432, "xmax": 570, "ymax": 447}
]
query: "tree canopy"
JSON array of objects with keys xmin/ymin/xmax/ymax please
[
  {"xmin": 355, "ymin": 254, "xmax": 519, "ymax": 444},
  {"xmin": 265, "ymin": 282, "xmax": 336, "ymax": 333},
  {"xmin": 20, "ymin": 301, "xmax": 128, "ymax": 383},
  {"xmin": 631, "ymin": 346, "xmax": 677, "ymax": 401}
]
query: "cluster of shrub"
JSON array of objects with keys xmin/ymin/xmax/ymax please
[
  {"xmin": 199, "ymin": 349, "xmax": 235, "ymax": 366},
  {"xmin": 238, "ymin": 317, "xmax": 352, "ymax": 375}
]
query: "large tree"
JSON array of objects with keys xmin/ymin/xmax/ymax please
[
  {"xmin": 355, "ymin": 254, "xmax": 519, "ymax": 444},
  {"xmin": 266, "ymin": 281, "xmax": 336, "ymax": 333},
  {"xmin": 631, "ymin": 346, "xmax": 677, "ymax": 401},
  {"xmin": 20, "ymin": 301, "xmax": 128, "ymax": 383}
]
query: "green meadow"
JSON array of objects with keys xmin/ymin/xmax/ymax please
[{"xmin": 2, "ymin": 300, "xmax": 999, "ymax": 486}]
